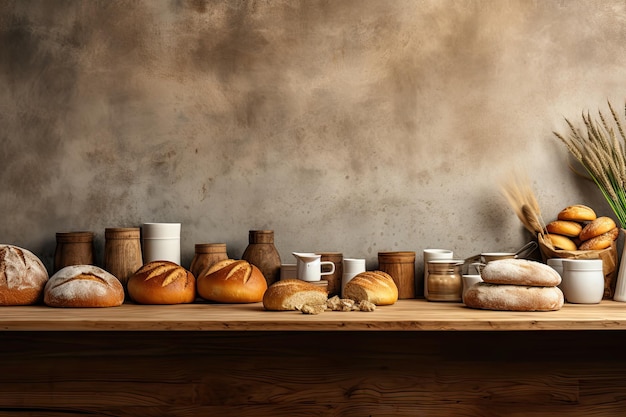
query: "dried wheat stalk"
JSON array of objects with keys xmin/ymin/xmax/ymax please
[
  {"xmin": 554, "ymin": 101, "xmax": 626, "ymax": 228},
  {"xmin": 502, "ymin": 172, "xmax": 546, "ymax": 236}
]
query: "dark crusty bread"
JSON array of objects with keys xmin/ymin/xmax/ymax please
[
  {"xmin": 343, "ymin": 270, "xmax": 398, "ymax": 306},
  {"xmin": 464, "ymin": 283, "xmax": 564, "ymax": 311},
  {"xmin": 44, "ymin": 265, "xmax": 124, "ymax": 307},
  {"xmin": 481, "ymin": 259, "xmax": 561, "ymax": 287},
  {"xmin": 0, "ymin": 244, "xmax": 49, "ymax": 305},
  {"xmin": 197, "ymin": 259, "xmax": 267, "ymax": 303},
  {"xmin": 127, "ymin": 260, "xmax": 195, "ymax": 305},
  {"xmin": 263, "ymin": 279, "xmax": 328, "ymax": 311}
]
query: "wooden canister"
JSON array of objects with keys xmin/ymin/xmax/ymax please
[
  {"xmin": 242, "ymin": 230, "xmax": 281, "ymax": 287},
  {"xmin": 54, "ymin": 231, "xmax": 95, "ymax": 273},
  {"xmin": 378, "ymin": 251, "xmax": 416, "ymax": 299},
  {"xmin": 190, "ymin": 243, "xmax": 228, "ymax": 278},
  {"xmin": 318, "ymin": 252, "xmax": 343, "ymax": 297},
  {"xmin": 104, "ymin": 228, "xmax": 143, "ymax": 289}
]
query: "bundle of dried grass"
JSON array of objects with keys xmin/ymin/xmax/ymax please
[
  {"xmin": 554, "ymin": 101, "xmax": 626, "ymax": 228},
  {"xmin": 501, "ymin": 171, "xmax": 546, "ymax": 237}
]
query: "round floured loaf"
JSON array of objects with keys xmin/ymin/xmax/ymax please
[
  {"xmin": 343, "ymin": 270, "xmax": 398, "ymax": 306},
  {"xmin": 263, "ymin": 279, "xmax": 328, "ymax": 311},
  {"xmin": 464, "ymin": 283, "xmax": 564, "ymax": 311},
  {"xmin": 128, "ymin": 260, "xmax": 196, "ymax": 305},
  {"xmin": 0, "ymin": 244, "xmax": 49, "ymax": 305},
  {"xmin": 197, "ymin": 259, "xmax": 267, "ymax": 303},
  {"xmin": 481, "ymin": 259, "xmax": 561, "ymax": 287},
  {"xmin": 44, "ymin": 265, "xmax": 124, "ymax": 307}
]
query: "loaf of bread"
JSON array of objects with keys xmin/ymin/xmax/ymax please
[
  {"xmin": 197, "ymin": 259, "xmax": 267, "ymax": 303},
  {"xmin": 481, "ymin": 259, "xmax": 561, "ymax": 287},
  {"xmin": 44, "ymin": 265, "xmax": 124, "ymax": 307},
  {"xmin": 546, "ymin": 220, "xmax": 583, "ymax": 237},
  {"xmin": 0, "ymin": 244, "xmax": 49, "ymax": 305},
  {"xmin": 579, "ymin": 227, "xmax": 619, "ymax": 250},
  {"xmin": 557, "ymin": 205, "xmax": 597, "ymax": 222},
  {"xmin": 579, "ymin": 217, "xmax": 617, "ymax": 241},
  {"xmin": 127, "ymin": 261, "xmax": 195, "ymax": 305},
  {"xmin": 263, "ymin": 279, "xmax": 328, "ymax": 311},
  {"xmin": 547, "ymin": 233, "xmax": 577, "ymax": 251},
  {"xmin": 464, "ymin": 283, "xmax": 564, "ymax": 311},
  {"xmin": 343, "ymin": 270, "xmax": 398, "ymax": 306}
]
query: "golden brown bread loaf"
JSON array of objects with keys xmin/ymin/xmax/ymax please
[
  {"xmin": 480, "ymin": 259, "xmax": 561, "ymax": 286},
  {"xmin": 579, "ymin": 227, "xmax": 619, "ymax": 250},
  {"xmin": 343, "ymin": 270, "xmax": 398, "ymax": 306},
  {"xmin": 127, "ymin": 261, "xmax": 196, "ymax": 305},
  {"xmin": 545, "ymin": 220, "xmax": 583, "ymax": 237},
  {"xmin": 0, "ymin": 245, "xmax": 49, "ymax": 305},
  {"xmin": 579, "ymin": 216, "xmax": 617, "ymax": 241},
  {"xmin": 547, "ymin": 233, "xmax": 578, "ymax": 251},
  {"xmin": 197, "ymin": 259, "xmax": 267, "ymax": 303},
  {"xmin": 263, "ymin": 279, "xmax": 328, "ymax": 311},
  {"xmin": 557, "ymin": 205, "xmax": 597, "ymax": 222},
  {"xmin": 464, "ymin": 283, "xmax": 564, "ymax": 311},
  {"xmin": 44, "ymin": 265, "xmax": 124, "ymax": 307}
]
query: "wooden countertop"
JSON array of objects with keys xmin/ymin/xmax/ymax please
[{"xmin": 2, "ymin": 299, "xmax": 626, "ymax": 331}]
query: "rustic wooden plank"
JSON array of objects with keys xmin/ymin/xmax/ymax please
[{"xmin": 2, "ymin": 300, "xmax": 626, "ymax": 331}]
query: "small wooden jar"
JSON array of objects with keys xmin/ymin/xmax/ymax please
[
  {"xmin": 317, "ymin": 252, "xmax": 343, "ymax": 297},
  {"xmin": 190, "ymin": 243, "xmax": 228, "ymax": 278},
  {"xmin": 54, "ymin": 231, "xmax": 95, "ymax": 273},
  {"xmin": 378, "ymin": 251, "xmax": 416, "ymax": 299},
  {"xmin": 104, "ymin": 228, "xmax": 143, "ymax": 289}
]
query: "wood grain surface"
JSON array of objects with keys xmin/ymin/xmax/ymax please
[
  {"xmin": 1, "ymin": 299, "xmax": 626, "ymax": 331},
  {"xmin": 1, "ymin": 330, "xmax": 626, "ymax": 416}
]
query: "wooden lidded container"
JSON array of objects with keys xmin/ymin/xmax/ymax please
[
  {"xmin": 104, "ymin": 228, "xmax": 143, "ymax": 289},
  {"xmin": 378, "ymin": 251, "xmax": 416, "ymax": 299},
  {"xmin": 242, "ymin": 230, "xmax": 281, "ymax": 287},
  {"xmin": 54, "ymin": 231, "xmax": 95, "ymax": 273},
  {"xmin": 190, "ymin": 243, "xmax": 228, "ymax": 278},
  {"xmin": 317, "ymin": 252, "xmax": 343, "ymax": 297}
]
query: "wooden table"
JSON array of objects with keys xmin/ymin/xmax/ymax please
[{"xmin": 2, "ymin": 300, "xmax": 626, "ymax": 416}]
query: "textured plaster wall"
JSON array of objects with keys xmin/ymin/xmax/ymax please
[{"xmin": 1, "ymin": 0, "xmax": 625, "ymax": 292}]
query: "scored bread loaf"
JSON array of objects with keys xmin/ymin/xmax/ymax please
[
  {"xmin": 0, "ymin": 244, "xmax": 49, "ymax": 305},
  {"xmin": 464, "ymin": 283, "xmax": 564, "ymax": 311},
  {"xmin": 197, "ymin": 259, "xmax": 267, "ymax": 303},
  {"xmin": 263, "ymin": 279, "xmax": 328, "ymax": 311},
  {"xmin": 44, "ymin": 265, "xmax": 124, "ymax": 307},
  {"xmin": 127, "ymin": 260, "xmax": 196, "ymax": 305},
  {"xmin": 480, "ymin": 259, "xmax": 561, "ymax": 287},
  {"xmin": 343, "ymin": 270, "xmax": 398, "ymax": 306}
]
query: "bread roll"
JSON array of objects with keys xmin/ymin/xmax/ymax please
[
  {"xmin": 127, "ymin": 261, "xmax": 195, "ymax": 305},
  {"xmin": 0, "ymin": 244, "xmax": 49, "ymax": 305},
  {"xmin": 545, "ymin": 220, "xmax": 583, "ymax": 237},
  {"xmin": 579, "ymin": 227, "xmax": 619, "ymax": 251},
  {"xmin": 263, "ymin": 279, "xmax": 328, "ymax": 311},
  {"xmin": 464, "ymin": 283, "xmax": 564, "ymax": 311},
  {"xmin": 557, "ymin": 205, "xmax": 597, "ymax": 222},
  {"xmin": 547, "ymin": 233, "xmax": 577, "ymax": 251},
  {"xmin": 343, "ymin": 270, "xmax": 398, "ymax": 306},
  {"xmin": 579, "ymin": 216, "xmax": 617, "ymax": 241},
  {"xmin": 197, "ymin": 259, "xmax": 267, "ymax": 303},
  {"xmin": 44, "ymin": 265, "xmax": 124, "ymax": 307},
  {"xmin": 481, "ymin": 259, "xmax": 561, "ymax": 287}
]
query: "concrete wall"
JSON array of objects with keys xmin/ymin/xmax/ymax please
[{"xmin": 1, "ymin": 0, "xmax": 625, "ymax": 292}]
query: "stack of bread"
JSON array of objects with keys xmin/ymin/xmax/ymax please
[
  {"xmin": 545, "ymin": 205, "xmax": 618, "ymax": 251},
  {"xmin": 463, "ymin": 259, "xmax": 564, "ymax": 311}
]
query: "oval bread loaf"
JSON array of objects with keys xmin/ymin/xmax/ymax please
[
  {"xmin": 464, "ymin": 283, "xmax": 564, "ymax": 311},
  {"xmin": 547, "ymin": 234, "xmax": 577, "ymax": 251},
  {"xmin": 545, "ymin": 220, "xmax": 583, "ymax": 237},
  {"xmin": 480, "ymin": 259, "xmax": 561, "ymax": 287},
  {"xmin": 0, "ymin": 244, "xmax": 49, "ymax": 305},
  {"xmin": 343, "ymin": 270, "xmax": 398, "ymax": 306},
  {"xmin": 557, "ymin": 205, "xmax": 597, "ymax": 222},
  {"xmin": 127, "ymin": 260, "xmax": 196, "ymax": 305},
  {"xmin": 263, "ymin": 279, "xmax": 328, "ymax": 311},
  {"xmin": 579, "ymin": 217, "xmax": 617, "ymax": 241},
  {"xmin": 44, "ymin": 265, "xmax": 124, "ymax": 307},
  {"xmin": 579, "ymin": 227, "xmax": 619, "ymax": 251},
  {"xmin": 197, "ymin": 259, "xmax": 267, "ymax": 303}
]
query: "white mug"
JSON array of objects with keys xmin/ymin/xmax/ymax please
[
  {"xmin": 561, "ymin": 259, "xmax": 604, "ymax": 304},
  {"xmin": 423, "ymin": 249, "xmax": 453, "ymax": 298},
  {"xmin": 547, "ymin": 258, "xmax": 565, "ymax": 293},
  {"xmin": 341, "ymin": 258, "xmax": 366, "ymax": 295},
  {"xmin": 293, "ymin": 253, "xmax": 335, "ymax": 282},
  {"xmin": 142, "ymin": 222, "xmax": 181, "ymax": 265}
]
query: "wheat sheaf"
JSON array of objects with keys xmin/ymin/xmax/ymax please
[{"xmin": 501, "ymin": 172, "xmax": 546, "ymax": 238}]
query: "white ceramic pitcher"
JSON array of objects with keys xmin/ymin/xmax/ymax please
[{"xmin": 292, "ymin": 252, "xmax": 335, "ymax": 282}]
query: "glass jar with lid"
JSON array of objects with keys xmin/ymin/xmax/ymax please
[{"xmin": 426, "ymin": 259, "xmax": 464, "ymax": 302}]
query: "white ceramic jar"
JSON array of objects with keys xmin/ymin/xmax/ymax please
[
  {"xmin": 142, "ymin": 223, "xmax": 181, "ymax": 265},
  {"xmin": 561, "ymin": 259, "xmax": 604, "ymax": 304}
]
